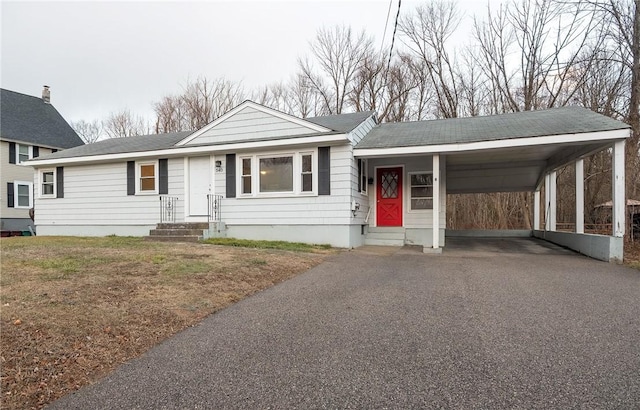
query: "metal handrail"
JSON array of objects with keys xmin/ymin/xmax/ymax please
[
  {"xmin": 160, "ymin": 196, "xmax": 177, "ymax": 223},
  {"xmin": 208, "ymin": 194, "xmax": 222, "ymax": 223}
]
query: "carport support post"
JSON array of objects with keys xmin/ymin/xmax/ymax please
[
  {"xmin": 432, "ymin": 154, "xmax": 440, "ymax": 249},
  {"xmin": 612, "ymin": 140, "xmax": 625, "ymax": 237},
  {"xmin": 544, "ymin": 172, "xmax": 557, "ymax": 231},
  {"xmin": 534, "ymin": 190, "xmax": 541, "ymax": 230},
  {"xmin": 576, "ymin": 159, "xmax": 584, "ymax": 234}
]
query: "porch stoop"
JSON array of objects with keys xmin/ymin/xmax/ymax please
[
  {"xmin": 144, "ymin": 222, "xmax": 210, "ymax": 243},
  {"xmin": 364, "ymin": 227, "xmax": 405, "ymax": 246}
]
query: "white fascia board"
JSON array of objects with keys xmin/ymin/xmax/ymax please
[
  {"xmin": 353, "ymin": 129, "xmax": 630, "ymax": 158},
  {"xmin": 176, "ymin": 101, "xmax": 332, "ymax": 146},
  {"xmin": 27, "ymin": 134, "xmax": 349, "ymax": 167},
  {"xmin": 0, "ymin": 137, "xmax": 67, "ymax": 150}
]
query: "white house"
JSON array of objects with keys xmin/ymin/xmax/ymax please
[{"xmin": 27, "ymin": 101, "xmax": 630, "ymax": 261}]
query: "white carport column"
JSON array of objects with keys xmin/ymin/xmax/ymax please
[
  {"xmin": 533, "ymin": 190, "xmax": 541, "ymax": 230},
  {"xmin": 545, "ymin": 172, "xmax": 557, "ymax": 231},
  {"xmin": 432, "ymin": 154, "xmax": 440, "ymax": 249},
  {"xmin": 613, "ymin": 140, "xmax": 626, "ymax": 237},
  {"xmin": 575, "ymin": 159, "xmax": 584, "ymax": 234}
]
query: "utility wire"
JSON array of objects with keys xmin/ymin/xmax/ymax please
[
  {"xmin": 386, "ymin": 0, "xmax": 402, "ymax": 79},
  {"xmin": 380, "ymin": 0, "xmax": 394, "ymax": 52}
]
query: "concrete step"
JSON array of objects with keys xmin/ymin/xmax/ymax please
[
  {"xmin": 365, "ymin": 231, "xmax": 405, "ymax": 241},
  {"xmin": 364, "ymin": 238, "xmax": 405, "ymax": 246},
  {"xmin": 149, "ymin": 229, "xmax": 206, "ymax": 236},
  {"xmin": 156, "ymin": 222, "xmax": 209, "ymax": 230},
  {"xmin": 367, "ymin": 226, "xmax": 405, "ymax": 233},
  {"xmin": 143, "ymin": 235, "xmax": 202, "ymax": 243}
]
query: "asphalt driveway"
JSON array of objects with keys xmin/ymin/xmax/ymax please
[{"xmin": 50, "ymin": 238, "xmax": 639, "ymax": 409}]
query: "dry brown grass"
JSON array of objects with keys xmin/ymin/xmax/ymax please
[
  {"xmin": 625, "ymin": 240, "xmax": 640, "ymax": 270},
  {"xmin": 0, "ymin": 236, "xmax": 331, "ymax": 409}
]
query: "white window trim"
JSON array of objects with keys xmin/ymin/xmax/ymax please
[
  {"xmin": 359, "ymin": 159, "xmax": 368, "ymax": 196},
  {"xmin": 39, "ymin": 168, "xmax": 56, "ymax": 198},
  {"xmin": 14, "ymin": 180, "xmax": 33, "ymax": 209},
  {"xmin": 136, "ymin": 160, "xmax": 159, "ymax": 195},
  {"xmin": 16, "ymin": 144, "xmax": 33, "ymax": 164},
  {"xmin": 237, "ymin": 149, "xmax": 318, "ymax": 198},
  {"xmin": 407, "ymin": 171, "xmax": 433, "ymax": 213}
]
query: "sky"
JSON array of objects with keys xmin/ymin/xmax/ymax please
[{"xmin": 1, "ymin": 0, "xmax": 495, "ymax": 126}]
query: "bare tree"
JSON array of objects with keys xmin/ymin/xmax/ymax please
[
  {"xmin": 71, "ymin": 119, "xmax": 104, "ymax": 143},
  {"xmin": 103, "ymin": 109, "xmax": 149, "ymax": 139},
  {"xmin": 154, "ymin": 95, "xmax": 189, "ymax": 134},
  {"xmin": 298, "ymin": 25, "xmax": 374, "ymax": 114},
  {"xmin": 399, "ymin": 0, "xmax": 463, "ymax": 118}
]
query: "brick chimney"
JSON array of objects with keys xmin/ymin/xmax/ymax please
[{"xmin": 42, "ymin": 85, "xmax": 50, "ymax": 104}]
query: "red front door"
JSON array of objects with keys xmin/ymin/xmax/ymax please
[{"xmin": 376, "ymin": 167, "xmax": 403, "ymax": 227}]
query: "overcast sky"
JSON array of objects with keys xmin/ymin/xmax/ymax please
[{"xmin": 1, "ymin": 0, "xmax": 495, "ymax": 125}]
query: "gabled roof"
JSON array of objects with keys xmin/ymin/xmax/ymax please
[
  {"xmin": 356, "ymin": 106, "xmax": 629, "ymax": 149},
  {"xmin": 29, "ymin": 108, "xmax": 373, "ymax": 162},
  {"xmin": 0, "ymin": 88, "xmax": 84, "ymax": 149}
]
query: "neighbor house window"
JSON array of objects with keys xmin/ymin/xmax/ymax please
[
  {"xmin": 18, "ymin": 145, "xmax": 30, "ymax": 163},
  {"xmin": 301, "ymin": 153, "xmax": 313, "ymax": 192},
  {"xmin": 139, "ymin": 163, "xmax": 157, "ymax": 192},
  {"xmin": 259, "ymin": 156, "xmax": 293, "ymax": 193},
  {"xmin": 409, "ymin": 172, "xmax": 433, "ymax": 210},
  {"xmin": 241, "ymin": 157, "xmax": 252, "ymax": 194},
  {"xmin": 14, "ymin": 181, "xmax": 33, "ymax": 208},
  {"xmin": 41, "ymin": 170, "xmax": 55, "ymax": 197}
]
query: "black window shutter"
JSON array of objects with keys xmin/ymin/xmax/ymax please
[
  {"xmin": 9, "ymin": 142, "xmax": 16, "ymax": 164},
  {"xmin": 33, "ymin": 146, "xmax": 40, "ymax": 158},
  {"xmin": 357, "ymin": 159, "xmax": 362, "ymax": 192},
  {"xmin": 159, "ymin": 159, "xmax": 168, "ymax": 195},
  {"xmin": 7, "ymin": 182, "xmax": 14, "ymax": 207},
  {"xmin": 127, "ymin": 161, "xmax": 135, "ymax": 195},
  {"xmin": 56, "ymin": 167, "xmax": 64, "ymax": 198},
  {"xmin": 226, "ymin": 154, "xmax": 236, "ymax": 198},
  {"xmin": 318, "ymin": 147, "xmax": 330, "ymax": 195}
]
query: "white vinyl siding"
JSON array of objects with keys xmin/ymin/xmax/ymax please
[
  {"xmin": 368, "ymin": 155, "xmax": 446, "ymax": 229},
  {"xmin": 187, "ymin": 106, "xmax": 321, "ymax": 145},
  {"xmin": 221, "ymin": 144, "xmax": 354, "ymax": 225},
  {"xmin": 35, "ymin": 159, "xmax": 185, "ymax": 226}
]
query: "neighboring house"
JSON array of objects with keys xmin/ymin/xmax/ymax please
[
  {"xmin": 27, "ymin": 101, "xmax": 630, "ymax": 261},
  {"xmin": 1, "ymin": 87, "xmax": 84, "ymax": 233}
]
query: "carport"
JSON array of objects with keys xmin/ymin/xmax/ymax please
[{"xmin": 354, "ymin": 107, "xmax": 630, "ymax": 262}]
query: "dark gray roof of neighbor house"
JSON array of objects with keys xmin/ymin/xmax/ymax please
[
  {"xmin": 0, "ymin": 88, "xmax": 84, "ymax": 149},
  {"xmin": 355, "ymin": 106, "xmax": 630, "ymax": 150},
  {"xmin": 306, "ymin": 110, "xmax": 376, "ymax": 133},
  {"xmin": 35, "ymin": 131, "xmax": 193, "ymax": 161}
]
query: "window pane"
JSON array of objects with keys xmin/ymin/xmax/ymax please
[
  {"xmin": 242, "ymin": 158, "xmax": 251, "ymax": 175},
  {"xmin": 411, "ymin": 173, "xmax": 432, "ymax": 185},
  {"xmin": 411, "ymin": 186, "xmax": 433, "ymax": 198},
  {"xmin": 242, "ymin": 176, "xmax": 252, "ymax": 194},
  {"xmin": 140, "ymin": 165, "xmax": 155, "ymax": 177},
  {"xmin": 19, "ymin": 145, "xmax": 28, "ymax": 155},
  {"xmin": 411, "ymin": 198, "xmax": 433, "ymax": 210},
  {"xmin": 140, "ymin": 177, "xmax": 155, "ymax": 191},
  {"xmin": 302, "ymin": 173, "xmax": 312, "ymax": 192},
  {"xmin": 43, "ymin": 172, "xmax": 54, "ymax": 183},
  {"xmin": 302, "ymin": 155, "xmax": 312, "ymax": 173},
  {"xmin": 380, "ymin": 171, "xmax": 399, "ymax": 199},
  {"xmin": 43, "ymin": 184, "xmax": 54, "ymax": 195},
  {"xmin": 260, "ymin": 157, "xmax": 293, "ymax": 192},
  {"xmin": 17, "ymin": 185, "xmax": 30, "ymax": 206}
]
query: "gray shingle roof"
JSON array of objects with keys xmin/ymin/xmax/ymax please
[
  {"xmin": 0, "ymin": 89, "xmax": 84, "ymax": 149},
  {"xmin": 31, "ymin": 110, "xmax": 375, "ymax": 161},
  {"xmin": 355, "ymin": 106, "xmax": 629, "ymax": 149},
  {"xmin": 37, "ymin": 131, "xmax": 193, "ymax": 160},
  {"xmin": 306, "ymin": 111, "xmax": 375, "ymax": 132}
]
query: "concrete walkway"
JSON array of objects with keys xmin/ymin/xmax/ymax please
[{"xmin": 49, "ymin": 239, "xmax": 640, "ymax": 409}]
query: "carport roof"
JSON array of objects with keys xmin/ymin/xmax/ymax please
[{"xmin": 355, "ymin": 106, "xmax": 629, "ymax": 149}]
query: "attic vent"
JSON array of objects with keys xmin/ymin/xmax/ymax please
[{"xmin": 42, "ymin": 85, "xmax": 50, "ymax": 103}]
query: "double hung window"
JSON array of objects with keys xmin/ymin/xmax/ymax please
[{"xmin": 409, "ymin": 172, "xmax": 433, "ymax": 210}]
